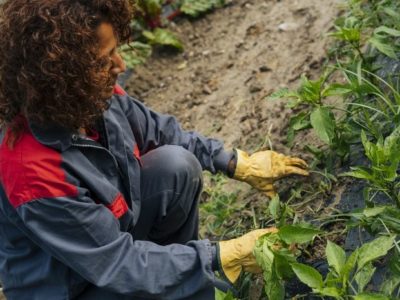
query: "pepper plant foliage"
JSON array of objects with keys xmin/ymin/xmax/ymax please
[
  {"xmin": 345, "ymin": 127, "xmax": 400, "ymax": 208},
  {"xmin": 269, "ymin": 72, "xmax": 355, "ymax": 169},
  {"xmin": 294, "ymin": 236, "xmax": 396, "ymax": 299},
  {"xmin": 253, "ymin": 217, "xmax": 321, "ymax": 300},
  {"xmin": 257, "ymin": 0, "xmax": 400, "ymax": 298}
]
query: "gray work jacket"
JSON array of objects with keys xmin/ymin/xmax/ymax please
[{"xmin": 0, "ymin": 88, "xmax": 233, "ymax": 299}]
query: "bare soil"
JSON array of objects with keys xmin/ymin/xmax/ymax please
[
  {"xmin": 125, "ymin": 0, "xmax": 343, "ymax": 236},
  {"xmin": 127, "ymin": 0, "xmax": 340, "ymax": 154}
]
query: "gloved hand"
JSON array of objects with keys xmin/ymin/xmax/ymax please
[
  {"xmin": 233, "ymin": 149, "xmax": 309, "ymax": 197},
  {"xmin": 218, "ymin": 228, "xmax": 278, "ymax": 284}
]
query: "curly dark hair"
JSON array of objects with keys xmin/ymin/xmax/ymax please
[{"xmin": 0, "ymin": 0, "xmax": 134, "ymax": 137}]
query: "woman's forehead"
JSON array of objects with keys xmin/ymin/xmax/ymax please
[{"xmin": 97, "ymin": 22, "xmax": 116, "ymax": 46}]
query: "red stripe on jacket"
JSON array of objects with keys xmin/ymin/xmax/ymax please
[
  {"xmin": 0, "ymin": 125, "xmax": 78, "ymax": 208},
  {"xmin": 107, "ymin": 193, "xmax": 128, "ymax": 219},
  {"xmin": 113, "ymin": 84, "xmax": 126, "ymax": 96}
]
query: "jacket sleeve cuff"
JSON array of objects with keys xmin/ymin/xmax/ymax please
[{"xmin": 213, "ymin": 150, "xmax": 236, "ymax": 176}]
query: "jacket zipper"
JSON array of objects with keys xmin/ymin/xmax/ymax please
[{"xmin": 71, "ymin": 135, "xmax": 123, "ymax": 177}]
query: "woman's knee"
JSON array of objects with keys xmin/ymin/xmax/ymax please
[{"xmin": 141, "ymin": 145, "xmax": 202, "ymax": 179}]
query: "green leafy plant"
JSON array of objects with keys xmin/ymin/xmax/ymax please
[
  {"xmin": 254, "ymin": 225, "xmax": 321, "ymax": 300},
  {"xmin": 122, "ymin": 0, "xmax": 228, "ymax": 67},
  {"xmin": 267, "ymin": 196, "xmax": 295, "ymax": 228},
  {"xmin": 142, "ymin": 28, "xmax": 184, "ymax": 50},
  {"xmin": 347, "ymin": 205, "xmax": 400, "ymax": 236},
  {"xmin": 200, "ymin": 174, "xmax": 241, "ymax": 238},
  {"xmin": 179, "ymin": 0, "xmax": 225, "ymax": 17},
  {"xmin": 329, "ymin": 16, "xmax": 365, "ymax": 60},
  {"xmin": 329, "ymin": 0, "xmax": 400, "ymax": 62},
  {"xmin": 344, "ymin": 126, "xmax": 400, "ymax": 207},
  {"xmin": 215, "ymin": 289, "xmax": 236, "ymax": 300},
  {"xmin": 293, "ymin": 236, "xmax": 395, "ymax": 299},
  {"xmin": 269, "ymin": 73, "xmax": 355, "ymax": 169},
  {"xmin": 120, "ymin": 42, "xmax": 152, "ymax": 69},
  {"xmin": 369, "ymin": 26, "xmax": 400, "ymax": 59}
]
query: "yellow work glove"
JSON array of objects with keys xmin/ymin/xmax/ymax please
[
  {"xmin": 233, "ymin": 149, "xmax": 309, "ymax": 197},
  {"xmin": 218, "ymin": 228, "xmax": 278, "ymax": 284}
]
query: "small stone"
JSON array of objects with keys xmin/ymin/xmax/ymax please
[
  {"xmin": 259, "ymin": 65, "xmax": 272, "ymax": 72},
  {"xmin": 249, "ymin": 83, "xmax": 263, "ymax": 93},
  {"xmin": 278, "ymin": 22, "xmax": 299, "ymax": 32},
  {"xmin": 177, "ymin": 61, "xmax": 188, "ymax": 70},
  {"xmin": 203, "ymin": 85, "xmax": 212, "ymax": 95},
  {"xmin": 236, "ymin": 41, "xmax": 244, "ymax": 48}
]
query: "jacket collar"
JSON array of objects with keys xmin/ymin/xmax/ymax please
[
  {"xmin": 28, "ymin": 119, "xmax": 75, "ymax": 152},
  {"xmin": 21, "ymin": 92, "xmax": 119, "ymax": 151}
]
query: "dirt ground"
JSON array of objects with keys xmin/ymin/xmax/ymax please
[
  {"xmin": 127, "ymin": 0, "xmax": 340, "ymax": 155},
  {"xmin": 126, "ymin": 0, "xmax": 343, "ymax": 242}
]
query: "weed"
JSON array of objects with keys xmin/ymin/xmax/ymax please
[{"xmin": 199, "ymin": 173, "xmax": 242, "ymax": 238}]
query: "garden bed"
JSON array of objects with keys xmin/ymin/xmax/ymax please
[{"xmin": 125, "ymin": 0, "xmax": 400, "ymax": 299}]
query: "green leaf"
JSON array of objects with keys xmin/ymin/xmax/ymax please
[
  {"xmin": 298, "ymin": 74, "xmax": 324, "ymax": 103},
  {"xmin": 322, "ymin": 83, "xmax": 353, "ymax": 97},
  {"xmin": 384, "ymin": 126, "xmax": 400, "ymax": 162},
  {"xmin": 215, "ymin": 289, "xmax": 236, "ymax": 300},
  {"xmin": 357, "ymin": 235, "xmax": 395, "ymax": 271},
  {"xmin": 361, "ymin": 131, "xmax": 376, "ymax": 163},
  {"xmin": 180, "ymin": 0, "xmax": 224, "ymax": 17},
  {"xmin": 382, "ymin": 7, "xmax": 400, "ymax": 19},
  {"xmin": 143, "ymin": 29, "xmax": 184, "ymax": 51},
  {"xmin": 381, "ymin": 274, "xmax": 400, "ymax": 296},
  {"xmin": 268, "ymin": 196, "xmax": 281, "ymax": 221},
  {"xmin": 274, "ymin": 251, "xmax": 296, "ymax": 279},
  {"xmin": 326, "ymin": 241, "xmax": 346, "ymax": 275},
  {"xmin": 355, "ymin": 263, "xmax": 376, "ymax": 292},
  {"xmin": 363, "ymin": 206, "xmax": 388, "ymax": 218},
  {"xmin": 268, "ymin": 88, "xmax": 299, "ymax": 100},
  {"xmin": 290, "ymin": 112, "xmax": 311, "ymax": 131},
  {"xmin": 310, "ymin": 107, "xmax": 336, "ymax": 144},
  {"xmin": 120, "ymin": 42, "xmax": 152, "ymax": 69},
  {"xmin": 278, "ymin": 225, "xmax": 321, "ymax": 244},
  {"xmin": 368, "ymin": 36, "xmax": 397, "ymax": 59},
  {"xmin": 286, "ymin": 112, "xmax": 311, "ymax": 147},
  {"xmin": 374, "ymin": 26, "xmax": 400, "ymax": 37},
  {"xmin": 319, "ymin": 287, "xmax": 342, "ymax": 298},
  {"xmin": 291, "ymin": 263, "xmax": 323, "ymax": 289},
  {"xmin": 353, "ymin": 293, "xmax": 390, "ymax": 300},
  {"xmin": 343, "ymin": 167, "xmax": 374, "ymax": 181},
  {"xmin": 264, "ymin": 271, "xmax": 285, "ymax": 300},
  {"xmin": 342, "ymin": 250, "xmax": 358, "ymax": 287},
  {"xmin": 138, "ymin": 0, "xmax": 162, "ymax": 18}
]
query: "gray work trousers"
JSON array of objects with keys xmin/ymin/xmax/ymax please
[{"xmin": 79, "ymin": 145, "xmax": 215, "ymax": 300}]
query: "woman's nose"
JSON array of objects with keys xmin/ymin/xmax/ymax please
[{"xmin": 110, "ymin": 53, "xmax": 127, "ymax": 75}]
